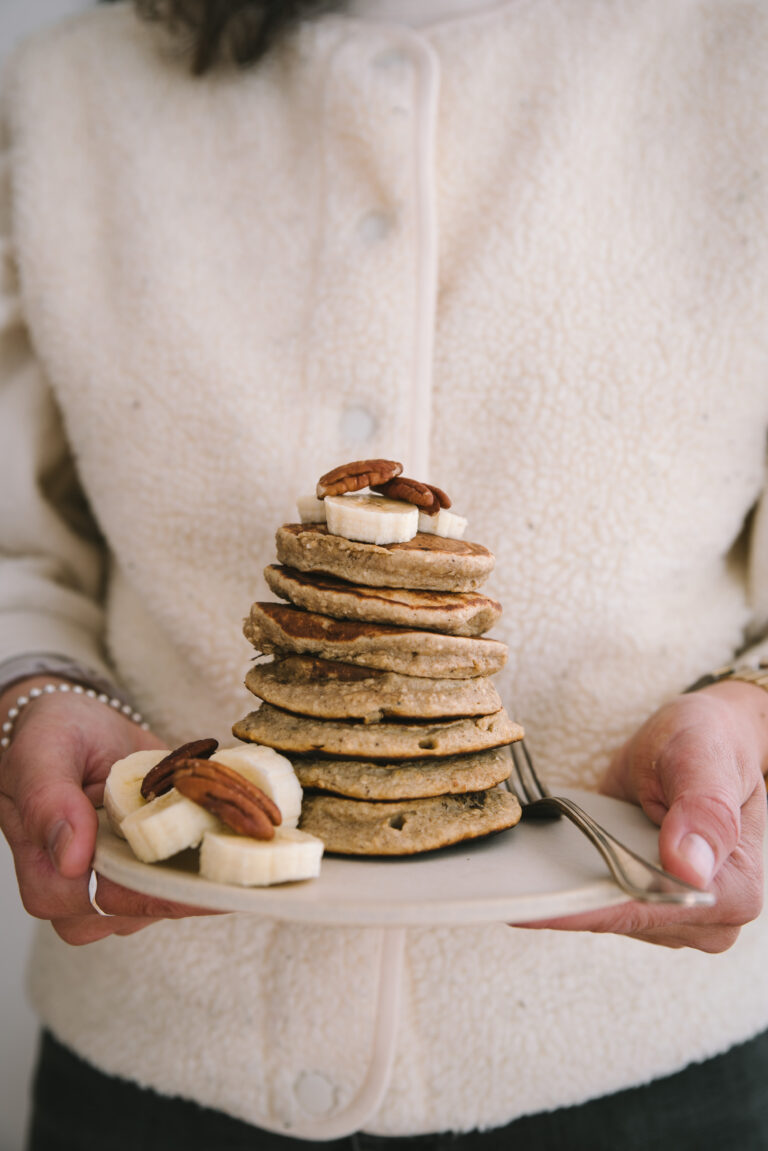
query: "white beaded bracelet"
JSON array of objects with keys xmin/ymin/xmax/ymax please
[{"xmin": 0, "ymin": 682, "xmax": 149, "ymax": 752}]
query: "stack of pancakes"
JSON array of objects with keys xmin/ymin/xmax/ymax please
[{"xmin": 233, "ymin": 524, "xmax": 523, "ymax": 855}]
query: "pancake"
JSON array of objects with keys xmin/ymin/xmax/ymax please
[
  {"xmin": 264, "ymin": 565, "xmax": 502, "ymax": 636},
  {"xmin": 244, "ymin": 602, "xmax": 507, "ymax": 679},
  {"xmin": 275, "ymin": 524, "xmax": 494, "ymax": 592},
  {"xmin": 298, "ymin": 789, "xmax": 522, "ymax": 855},
  {"xmin": 245, "ymin": 656, "xmax": 503, "ymax": 720},
  {"xmin": 289, "ymin": 746, "xmax": 513, "ymax": 800},
  {"xmin": 233, "ymin": 703, "xmax": 523, "ymax": 759}
]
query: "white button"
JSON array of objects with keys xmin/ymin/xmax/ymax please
[
  {"xmin": 372, "ymin": 47, "xmax": 411, "ymax": 71},
  {"xmin": 341, "ymin": 404, "xmax": 378, "ymax": 442},
  {"xmin": 357, "ymin": 211, "xmax": 394, "ymax": 244},
  {"xmin": 293, "ymin": 1071, "xmax": 338, "ymax": 1116}
]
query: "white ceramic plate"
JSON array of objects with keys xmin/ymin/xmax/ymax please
[{"xmin": 93, "ymin": 788, "xmax": 672, "ymax": 926}]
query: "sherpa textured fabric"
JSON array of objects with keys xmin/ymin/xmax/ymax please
[{"xmin": 2, "ymin": 0, "xmax": 768, "ymax": 1138}]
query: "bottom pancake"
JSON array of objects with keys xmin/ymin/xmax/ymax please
[
  {"xmin": 298, "ymin": 789, "xmax": 522, "ymax": 856},
  {"xmin": 289, "ymin": 746, "xmax": 512, "ymax": 800}
]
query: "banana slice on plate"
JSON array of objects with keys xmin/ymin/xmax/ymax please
[
  {"xmin": 212, "ymin": 744, "xmax": 303, "ymax": 829},
  {"xmin": 325, "ymin": 493, "xmax": 418, "ymax": 545},
  {"xmin": 104, "ymin": 741, "xmax": 315, "ymax": 884},
  {"xmin": 103, "ymin": 749, "xmax": 167, "ymax": 837},
  {"xmin": 121, "ymin": 789, "xmax": 220, "ymax": 863},
  {"xmin": 200, "ymin": 826, "xmax": 324, "ymax": 886}
]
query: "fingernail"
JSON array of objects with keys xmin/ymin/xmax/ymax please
[
  {"xmin": 678, "ymin": 833, "xmax": 716, "ymax": 886},
  {"xmin": 47, "ymin": 820, "xmax": 73, "ymax": 872}
]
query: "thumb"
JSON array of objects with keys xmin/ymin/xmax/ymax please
[
  {"xmin": 656, "ymin": 755, "xmax": 743, "ymax": 890},
  {"xmin": 12, "ymin": 737, "xmax": 99, "ymax": 880}
]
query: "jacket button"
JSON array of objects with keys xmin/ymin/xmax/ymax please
[
  {"xmin": 293, "ymin": 1070, "xmax": 338, "ymax": 1116},
  {"xmin": 357, "ymin": 210, "xmax": 394, "ymax": 244},
  {"xmin": 341, "ymin": 404, "xmax": 378, "ymax": 442}
]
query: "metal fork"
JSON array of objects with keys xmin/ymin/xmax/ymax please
[{"xmin": 506, "ymin": 739, "xmax": 715, "ymax": 906}]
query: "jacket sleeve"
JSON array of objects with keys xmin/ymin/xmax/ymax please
[{"xmin": 0, "ymin": 114, "xmax": 115, "ymax": 687}]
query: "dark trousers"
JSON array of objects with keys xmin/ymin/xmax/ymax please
[{"xmin": 28, "ymin": 1028, "xmax": 768, "ymax": 1151}]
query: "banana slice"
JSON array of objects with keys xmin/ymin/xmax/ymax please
[
  {"xmin": 325, "ymin": 493, "xmax": 418, "ymax": 545},
  {"xmin": 296, "ymin": 494, "xmax": 327, "ymax": 524},
  {"xmin": 104, "ymin": 749, "xmax": 167, "ymax": 837},
  {"xmin": 418, "ymin": 508, "xmax": 468, "ymax": 539},
  {"xmin": 200, "ymin": 826, "xmax": 324, "ymax": 886},
  {"xmin": 121, "ymin": 789, "xmax": 220, "ymax": 863},
  {"xmin": 212, "ymin": 744, "xmax": 302, "ymax": 829}
]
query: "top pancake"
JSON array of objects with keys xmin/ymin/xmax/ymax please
[
  {"xmin": 264, "ymin": 565, "xmax": 501, "ymax": 636},
  {"xmin": 275, "ymin": 524, "xmax": 495, "ymax": 592}
]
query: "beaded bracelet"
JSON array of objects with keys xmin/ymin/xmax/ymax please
[{"xmin": 0, "ymin": 682, "xmax": 149, "ymax": 752}]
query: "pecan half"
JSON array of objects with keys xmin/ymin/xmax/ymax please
[
  {"xmin": 141, "ymin": 738, "xmax": 219, "ymax": 800},
  {"xmin": 173, "ymin": 758, "xmax": 281, "ymax": 840},
  {"xmin": 316, "ymin": 459, "xmax": 403, "ymax": 499},
  {"xmin": 371, "ymin": 477, "xmax": 452, "ymax": 514},
  {"xmin": 424, "ymin": 483, "xmax": 451, "ymax": 511}
]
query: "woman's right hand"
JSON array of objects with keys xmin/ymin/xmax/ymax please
[{"xmin": 0, "ymin": 677, "xmax": 217, "ymax": 944}]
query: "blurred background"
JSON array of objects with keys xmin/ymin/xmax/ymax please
[{"xmin": 1, "ymin": 7, "xmax": 90, "ymax": 1151}]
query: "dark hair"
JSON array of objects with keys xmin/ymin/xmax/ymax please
[{"xmin": 130, "ymin": 0, "xmax": 346, "ymax": 74}]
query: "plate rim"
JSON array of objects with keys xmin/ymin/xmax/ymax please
[{"xmin": 93, "ymin": 788, "xmax": 654, "ymax": 926}]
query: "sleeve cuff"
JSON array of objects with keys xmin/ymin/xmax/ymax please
[
  {"xmin": 0, "ymin": 610, "xmax": 117, "ymax": 695},
  {"xmin": 0, "ymin": 652, "xmax": 130, "ymax": 705}
]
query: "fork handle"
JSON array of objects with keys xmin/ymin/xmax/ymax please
[{"xmin": 532, "ymin": 796, "xmax": 715, "ymax": 906}]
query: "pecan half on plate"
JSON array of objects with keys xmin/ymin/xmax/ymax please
[
  {"xmin": 140, "ymin": 738, "xmax": 219, "ymax": 800},
  {"xmin": 173, "ymin": 758, "xmax": 281, "ymax": 840}
]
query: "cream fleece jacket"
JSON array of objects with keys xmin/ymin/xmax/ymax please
[{"xmin": 2, "ymin": 0, "xmax": 768, "ymax": 1137}]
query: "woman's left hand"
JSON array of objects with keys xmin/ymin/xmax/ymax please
[{"xmin": 513, "ymin": 680, "xmax": 767, "ymax": 951}]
